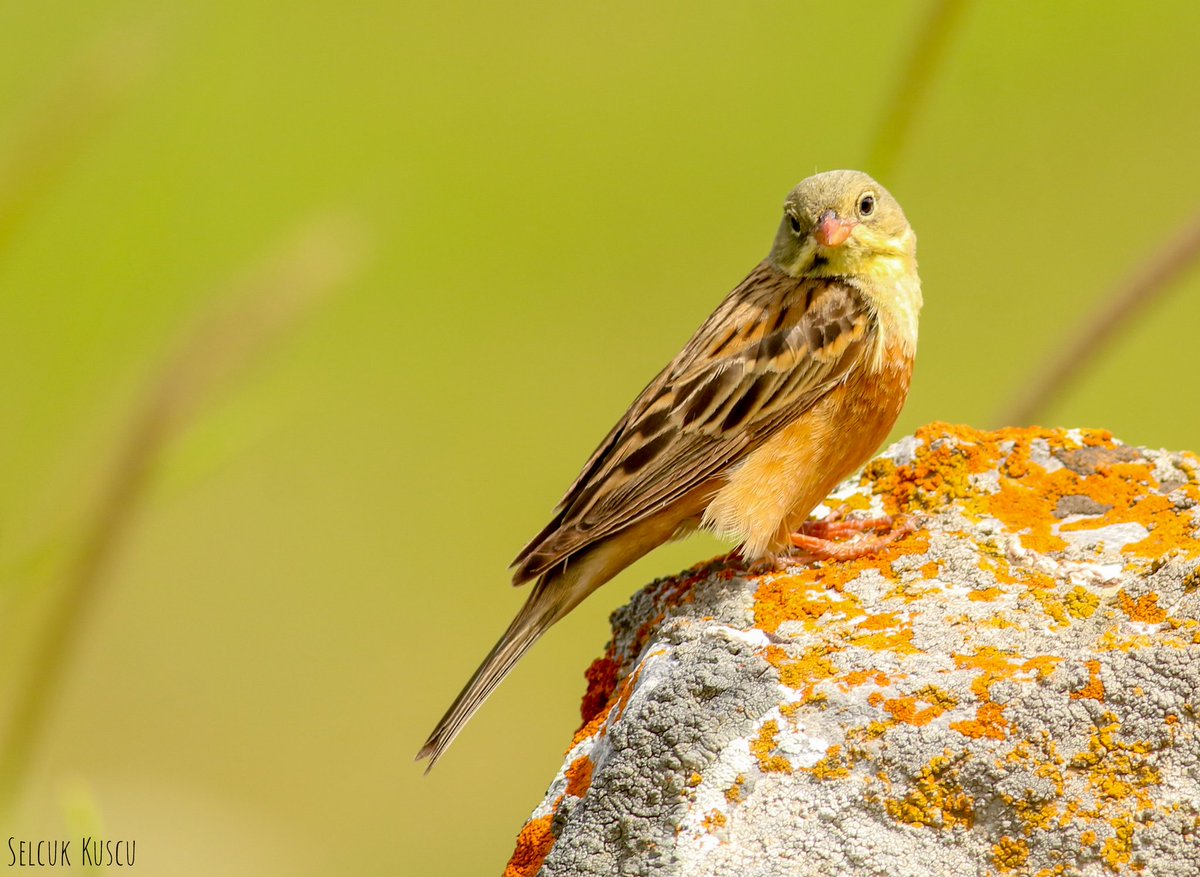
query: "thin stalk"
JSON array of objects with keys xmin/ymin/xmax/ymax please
[
  {"xmin": 868, "ymin": 0, "xmax": 970, "ymax": 182},
  {"xmin": 0, "ymin": 215, "xmax": 368, "ymax": 809},
  {"xmin": 0, "ymin": 27, "xmax": 153, "ymax": 260}
]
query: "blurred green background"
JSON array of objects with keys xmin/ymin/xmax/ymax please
[{"xmin": 2, "ymin": 1, "xmax": 1200, "ymax": 874}]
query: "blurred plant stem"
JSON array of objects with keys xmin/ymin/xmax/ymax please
[
  {"xmin": 999, "ymin": 210, "xmax": 1200, "ymax": 427},
  {"xmin": 0, "ymin": 214, "xmax": 369, "ymax": 812},
  {"xmin": 868, "ymin": 0, "xmax": 970, "ymax": 182},
  {"xmin": 61, "ymin": 779, "xmax": 108, "ymax": 876},
  {"xmin": 0, "ymin": 26, "xmax": 154, "ymax": 261}
]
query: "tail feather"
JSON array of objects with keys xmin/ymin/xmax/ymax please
[
  {"xmin": 417, "ymin": 514, "xmax": 680, "ymax": 771},
  {"xmin": 416, "ymin": 570, "xmax": 576, "ymax": 771}
]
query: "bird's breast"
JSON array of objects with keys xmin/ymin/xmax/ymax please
[{"xmin": 702, "ymin": 341, "xmax": 914, "ymax": 558}]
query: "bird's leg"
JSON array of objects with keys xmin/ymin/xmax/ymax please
[
  {"xmin": 793, "ymin": 505, "xmax": 850, "ymax": 539},
  {"xmin": 731, "ymin": 548, "xmax": 787, "ymax": 577},
  {"xmin": 790, "ymin": 513, "xmax": 916, "ymax": 562}
]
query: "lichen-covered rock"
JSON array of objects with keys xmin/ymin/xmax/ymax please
[{"xmin": 504, "ymin": 424, "xmax": 1200, "ymax": 877}]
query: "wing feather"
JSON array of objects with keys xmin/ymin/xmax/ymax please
[{"xmin": 512, "ymin": 262, "xmax": 876, "ymax": 582}]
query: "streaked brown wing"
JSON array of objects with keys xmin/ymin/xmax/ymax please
[{"xmin": 512, "ymin": 261, "xmax": 876, "ymax": 583}]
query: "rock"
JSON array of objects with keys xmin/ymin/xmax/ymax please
[{"xmin": 503, "ymin": 424, "xmax": 1200, "ymax": 877}]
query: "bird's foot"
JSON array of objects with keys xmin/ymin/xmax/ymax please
[
  {"xmin": 790, "ymin": 513, "xmax": 916, "ymax": 562},
  {"xmin": 731, "ymin": 550, "xmax": 788, "ymax": 577}
]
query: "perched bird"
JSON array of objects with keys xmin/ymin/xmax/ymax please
[{"xmin": 418, "ymin": 169, "xmax": 922, "ymax": 769}]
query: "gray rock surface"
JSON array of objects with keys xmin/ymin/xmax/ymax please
[{"xmin": 503, "ymin": 424, "xmax": 1200, "ymax": 877}]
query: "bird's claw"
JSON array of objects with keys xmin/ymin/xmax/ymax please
[{"xmin": 789, "ymin": 513, "xmax": 917, "ymax": 562}]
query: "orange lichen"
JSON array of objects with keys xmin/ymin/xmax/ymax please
[
  {"xmin": 748, "ymin": 425, "xmax": 1177, "ymax": 669},
  {"xmin": 950, "ymin": 702, "xmax": 1009, "ymax": 740},
  {"xmin": 764, "ymin": 644, "xmax": 839, "ymax": 697},
  {"xmin": 882, "ymin": 686, "xmax": 956, "ymax": 727},
  {"xmin": 954, "ymin": 649, "xmax": 1060, "ymax": 694},
  {"xmin": 1101, "ymin": 815, "xmax": 1136, "ymax": 871},
  {"xmin": 1064, "ymin": 586, "xmax": 1100, "ymax": 620},
  {"xmin": 831, "ymin": 493, "xmax": 873, "ymax": 513},
  {"xmin": 1069, "ymin": 716, "xmax": 1161, "ymax": 805},
  {"xmin": 857, "ymin": 611, "xmax": 903, "ymax": 631},
  {"xmin": 862, "ymin": 422, "xmax": 997, "ymax": 514},
  {"xmin": 723, "ymin": 774, "xmax": 746, "ymax": 803},
  {"xmin": 859, "ymin": 720, "xmax": 891, "ymax": 740},
  {"xmin": 1013, "ymin": 798, "xmax": 1061, "ymax": 833},
  {"xmin": 1059, "ymin": 463, "xmax": 1200, "ymax": 560},
  {"xmin": 979, "ymin": 554, "xmax": 1020, "ymax": 585},
  {"xmin": 570, "ymin": 654, "xmax": 654, "ymax": 749},
  {"xmin": 866, "ymin": 423, "xmax": 1200, "ymax": 577},
  {"xmin": 754, "ymin": 575, "xmax": 866, "ymax": 634},
  {"xmin": 750, "ymin": 719, "xmax": 792, "ymax": 774},
  {"xmin": 808, "ymin": 744, "xmax": 850, "ymax": 780},
  {"xmin": 1118, "ymin": 590, "xmax": 1167, "ymax": 624},
  {"xmin": 701, "ymin": 809, "xmax": 727, "ymax": 832},
  {"xmin": 980, "ymin": 553, "xmax": 1084, "ymax": 630},
  {"xmin": 1122, "ymin": 496, "xmax": 1200, "ymax": 559},
  {"xmin": 883, "ymin": 754, "xmax": 975, "ymax": 829},
  {"xmin": 849, "ymin": 625, "xmax": 921, "ymax": 654},
  {"xmin": 989, "ymin": 476, "xmax": 1069, "ymax": 553},
  {"xmin": 1031, "ymin": 590, "xmax": 1071, "ymax": 627},
  {"xmin": 564, "ymin": 754, "xmax": 595, "ymax": 798},
  {"xmin": 953, "ymin": 648, "xmax": 1013, "ymax": 685},
  {"xmin": 504, "ymin": 814, "xmax": 557, "ymax": 877},
  {"xmin": 1071, "ymin": 660, "xmax": 1105, "ymax": 702},
  {"xmin": 838, "ymin": 668, "xmax": 891, "ymax": 690},
  {"xmin": 753, "ymin": 534, "xmax": 929, "ymax": 636},
  {"xmin": 614, "ymin": 663, "xmax": 646, "ymax": 718},
  {"xmin": 943, "ymin": 649, "xmax": 1060, "ymax": 742},
  {"xmin": 578, "ymin": 649, "xmax": 620, "ymax": 728},
  {"xmin": 881, "ymin": 697, "xmax": 921, "ymax": 723},
  {"xmin": 570, "ymin": 711, "xmax": 608, "ymax": 749},
  {"xmin": 968, "ymin": 587, "xmax": 1005, "ymax": 602},
  {"xmin": 980, "ymin": 616, "xmax": 1017, "ymax": 630},
  {"xmin": 992, "ymin": 835, "xmax": 1031, "ymax": 871},
  {"xmin": 1083, "ymin": 430, "xmax": 1117, "ymax": 447},
  {"xmin": 1095, "ymin": 627, "xmax": 1161, "ymax": 653}
]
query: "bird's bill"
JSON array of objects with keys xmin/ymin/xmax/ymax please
[{"xmin": 815, "ymin": 210, "xmax": 855, "ymax": 248}]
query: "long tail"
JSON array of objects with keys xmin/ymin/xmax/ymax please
[{"xmin": 415, "ymin": 565, "xmax": 589, "ymax": 771}]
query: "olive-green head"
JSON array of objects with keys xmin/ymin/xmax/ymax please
[{"xmin": 768, "ymin": 169, "xmax": 916, "ymax": 278}]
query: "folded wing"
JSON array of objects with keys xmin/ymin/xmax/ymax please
[{"xmin": 512, "ymin": 262, "xmax": 876, "ymax": 583}]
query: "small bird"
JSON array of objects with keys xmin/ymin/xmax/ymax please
[{"xmin": 418, "ymin": 169, "xmax": 922, "ymax": 769}]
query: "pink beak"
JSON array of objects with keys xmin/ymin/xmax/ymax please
[{"xmin": 814, "ymin": 210, "xmax": 854, "ymax": 248}]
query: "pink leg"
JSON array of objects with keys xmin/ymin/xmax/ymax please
[
  {"xmin": 732, "ymin": 548, "xmax": 787, "ymax": 577},
  {"xmin": 790, "ymin": 514, "xmax": 916, "ymax": 562}
]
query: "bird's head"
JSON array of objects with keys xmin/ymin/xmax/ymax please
[{"xmin": 768, "ymin": 170, "xmax": 916, "ymax": 280}]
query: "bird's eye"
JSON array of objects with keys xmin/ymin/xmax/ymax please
[
  {"xmin": 788, "ymin": 214, "xmax": 802, "ymax": 234},
  {"xmin": 858, "ymin": 194, "xmax": 875, "ymax": 217}
]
